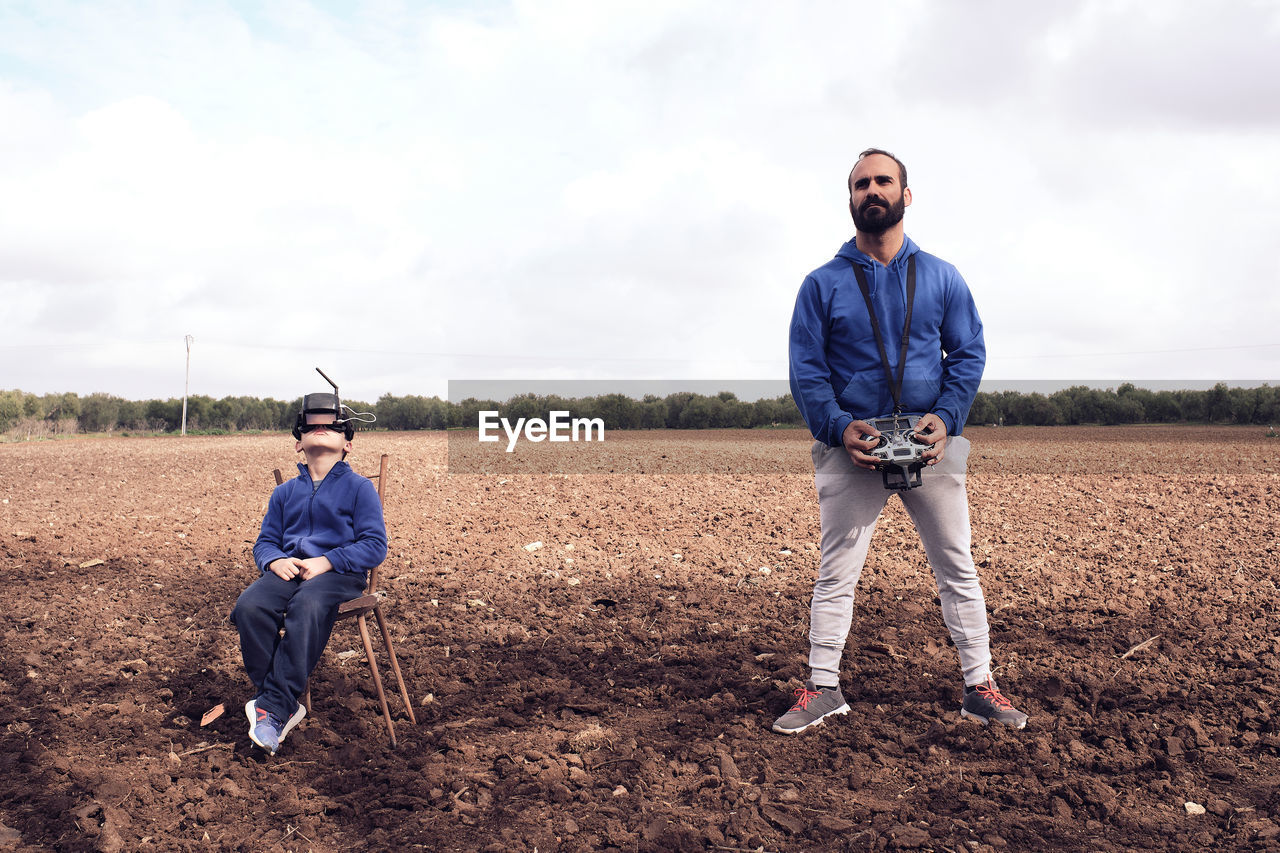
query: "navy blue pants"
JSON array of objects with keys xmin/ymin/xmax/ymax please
[{"xmin": 230, "ymin": 570, "xmax": 368, "ymax": 721}]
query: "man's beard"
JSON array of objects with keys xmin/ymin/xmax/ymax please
[{"xmin": 852, "ymin": 194, "xmax": 906, "ymax": 234}]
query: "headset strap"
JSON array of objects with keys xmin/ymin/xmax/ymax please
[{"xmin": 850, "ymin": 254, "xmax": 916, "ymax": 415}]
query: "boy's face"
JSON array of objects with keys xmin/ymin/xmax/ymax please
[{"xmin": 295, "ymin": 413, "xmax": 352, "ymax": 458}]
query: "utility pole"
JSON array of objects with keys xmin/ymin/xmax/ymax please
[{"xmin": 181, "ymin": 335, "xmax": 193, "ymax": 436}]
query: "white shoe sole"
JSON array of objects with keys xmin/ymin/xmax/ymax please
[
  {"xmin": 772, "ymin": 702, "xmax": 850, "ymax": 734},
  {"xmin": 278, "ymin": 703, "xmax": 307, "ymax": 743}
]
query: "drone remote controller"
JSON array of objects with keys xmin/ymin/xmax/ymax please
[{"xmin": 862, "ymin": 414, "xmax": 931, "ymax": 490}]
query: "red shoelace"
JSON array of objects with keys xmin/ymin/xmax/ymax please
[
  {"xmin": 974, "ymin": 677, "xmax": 1014, "ymax": 710},
  {"xmin": 789, "ymin": 685, "xmax": 822, "ymax": 710}
]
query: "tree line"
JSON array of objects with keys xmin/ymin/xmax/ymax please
[
  {"xmin": 969, "ymin": 383, "xmax": 1280, "ymax": 427},
  {"xmin": 1, "ymin": 383, "xmax": 1277, "ymax": 436}
]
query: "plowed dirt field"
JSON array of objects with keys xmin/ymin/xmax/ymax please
[{"xmin": 1, "ymin": 427, "xmax": 1277, "ymax": 852}]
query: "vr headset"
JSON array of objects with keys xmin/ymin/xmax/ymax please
[
  {"xmin": 291, "ymin": 368, "xmax": 373, "ymax": 440},
  {"xmin": 292, "ymin": 392, "xmax": 355, "ymax": 440}
]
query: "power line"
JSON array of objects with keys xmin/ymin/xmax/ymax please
[
  {"xmin": 0, "ymin": 338, "xmax": 783, "ymax": 365},
  {"xmin": 996, "ymin": 342, "xmax": 1280, "ymax": 360},
  {"xmin": 2, "ymin": 338, "xmax": 1278, "ymax": 362}
]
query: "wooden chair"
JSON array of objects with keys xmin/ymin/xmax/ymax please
[{"xmin": 273, "ymin": 453, "xmax": 417, "ymax": 747}]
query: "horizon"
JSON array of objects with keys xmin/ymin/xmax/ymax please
[{"xmin": 3, "ymin": 2, "xmax": 1278, "ymax": 402}]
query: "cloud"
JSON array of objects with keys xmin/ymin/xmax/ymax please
[
  {"xmin": 1, "ymin": 0, "xmax": 1278, "ymax": 401},
  {"xmin": 1053, "ymin": 0, "xmax": 1280, "ymax": 129}
]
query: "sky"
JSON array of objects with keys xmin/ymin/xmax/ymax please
[{"xmin": 2, "ymin": 0, "xmax": 1278, "ymax": 405}]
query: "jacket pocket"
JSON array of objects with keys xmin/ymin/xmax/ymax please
[
  {"xmin": 836, "ymin": 371, "xmax": 883, "ymax": 416},
  {"xmin": 899, "ymin": 369, "xmax": 941, "ymax": 414}
]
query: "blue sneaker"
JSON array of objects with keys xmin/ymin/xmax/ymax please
[
  {"xmin": 247, "ymin": 700, "xmax": 282, "ymax": 754},
  {"xmin": 246, "ymin": 699, "xmax": 306, "ymax": 755}
]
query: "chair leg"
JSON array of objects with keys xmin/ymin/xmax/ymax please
[
  {"xmin": 373, "ymin": 606, "xmax": 417, "ymax": 725},
  {"xmin": 356, "ymin": 614, "xmax": 397, "ymax": 748}
]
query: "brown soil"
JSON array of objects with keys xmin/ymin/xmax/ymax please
[{"xmin": 1, "ymin": 426, "xmax": 1278, "ymax": 852}]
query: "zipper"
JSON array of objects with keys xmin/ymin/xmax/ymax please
[{"xmin": 305, "ymin": 466, "xmax": 333, "ymax": 537}]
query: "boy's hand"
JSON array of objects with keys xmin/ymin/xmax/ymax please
[
  {"xmin": 297, "ymin": 556, "xmax": 334, "ymax": 581},
  {"xmin": 267, "ymin": 557, "xmax": 304, "ymax": 580}
]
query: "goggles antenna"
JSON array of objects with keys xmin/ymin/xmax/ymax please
[{"xmin": 316, "ymin": 367, "xmax": 339, "ymax": 396}]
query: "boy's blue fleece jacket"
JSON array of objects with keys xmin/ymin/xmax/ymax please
[
  {"xmin": 252, "ymin": 460, "xmax": 387, "ymax": 576},
  {"xmin": 789, "ymin": 235, "xmax": 985, "ymax": 447}
]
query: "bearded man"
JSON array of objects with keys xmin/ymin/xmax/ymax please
[{"xmin": 775, "ymin": 148, "xmax": 1029, "ymax": 735}]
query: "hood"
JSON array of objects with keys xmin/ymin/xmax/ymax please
[{"xmin": 835, "ymin": 234, "xmax": 920, "ymax": 270}]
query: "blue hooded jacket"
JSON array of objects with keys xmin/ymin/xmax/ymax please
[
  {"xmin": 252, "ymin": 460, "xmax": 387, "ymax": 576},
  {"xmin": 789, "ymin": 235, "xmax": 985, "ymax": 447}
]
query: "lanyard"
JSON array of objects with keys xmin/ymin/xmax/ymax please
[{"xmin": 849, "ymin": 255, "xmax": 916, "ymax": 416}]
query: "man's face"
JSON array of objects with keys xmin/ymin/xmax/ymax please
[
  {"xmin": 296, "ymin": 413, "xmax": 350, "ymax": 456},
  {"xmin": 848, "ymin": 154, "xmax": 911, "ymax": 235}
]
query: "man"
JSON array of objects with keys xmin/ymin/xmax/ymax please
[{"xmin": 775, "ymin": 148, "xmax": 1027, "ymax": 734}]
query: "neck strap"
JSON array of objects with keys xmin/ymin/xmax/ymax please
[{"xmin": 850, "ymin": 255, "xmax": 916, "ymax": 415}]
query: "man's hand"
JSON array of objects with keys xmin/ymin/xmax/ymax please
[
  {"xmin": 914, "ymin": 412, "xmax": 948, "ymax": 465},
  {"xmin": 267, "ymin": 557, "xmax": 304, "ymax": 580},
  {"xmin": 841, "ymin": 420, "xmax": 884, "ymax": 470},
  {"xmin": 297, "ymin": 556, "xmax": 334, "ymax": 581}
]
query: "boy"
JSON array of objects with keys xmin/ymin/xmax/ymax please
[{"xmin": 230, "ymin": 392, "xmax": 387, "ymax": 755}]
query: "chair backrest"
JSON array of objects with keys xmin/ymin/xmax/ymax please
[{"xmin": 271, "ymin": 453, "xmax": 390, "ymax": 593}]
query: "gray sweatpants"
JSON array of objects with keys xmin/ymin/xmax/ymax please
[{"xmin": 808, "ymin": 434, "xmax": 992, "ymax": 688}]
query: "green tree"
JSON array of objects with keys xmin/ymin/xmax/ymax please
[
  {"xmin": 967, "ymin": 392, "xmax": 999, "ymax": 426},
  {"xmin": 1005, "ymin": 393, "xmax": 1059, "ymax": 426},
  {"xmin": 116, "ymin": 399, "xmax": 147, "ymax": 430},
  {"xmin": 638, "ymin": 395, "xmax": 666, "ymax": 428},
  {"xmin": 504, "ymin": 394, "xmax": 543, "ymax": 425},
  {"xmin": 452, "ymin": 398, "xmax": 499, "ymax": 430},
  {"xmin": 1205, "ymin": 383, "xmax": 1231, "ymax": 423},
  {"xmin": 21, "ymin": 392, "xmax": 44, "ymax": 419},
  {"xmin": 0, "ymin": 390, "xmax": 23, "ymax": 432},
  {"xmin": 145, "ymin": 399, "xmax": 182, "ymax": 431},
  {"xmin": 79, "ymin": 393, "xmax": 122, "ymax": 432},
  {"xmin": 1254, "ymin": 385, "xmax": 1279, "ymax": 425},
  {"xmin": 1117, "ymin": 383, "xmax": 1154, "ymax": 421},
  {"xmin": 1176, "ymin": 390, "xmax": 1207, "ymax": 422},
  {"xmin": 210, "ymin": 397, "xmax": 241, "ymax": 431},
  {"xmin": 1228, "ymin": 387, "xmax": 1263, "ymax": 424},
  {"xmin": 184, "ymin": 395, "xmax": 214, "ymax": 430},
  {"xmin": 43, "ymin": 391, "xmax": 80, "ymax": 421},
  {"xmin": 375, "ymin": 394, "xmax": 405, "ymax": 429},
  {"xmin": 752, "ymin": 395, "xmax": 803, "ymax": 427},
  {"xmin": 238, "ymin": 397, "xmax": 276, "ymax": 430},
  {"xmin": 1099, "ymin": 394, "xmax": 1144, "ymax": 425},
  {"xmin": 1049, "ymin": 386, "xmax": 1103, "ymax": 424},
  {"xmin": 1147, "ymin": 391, "xmax": 1181, "ymax": 423},
  {"xmin": 663, "ymin": 392, "xmax": 696, "ymax": 428},
  {"xmin": 677, "ymin": 395, "xmax": 713, "ymax": 428}
]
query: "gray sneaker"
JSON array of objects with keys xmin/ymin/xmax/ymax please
[
  {"xmin": 772, "ymin": 680, "xmax": 850, "ymax": 734},
  {"xmin": 960, "ymin": 676, "xmax": 1028, "ymax": 729}
]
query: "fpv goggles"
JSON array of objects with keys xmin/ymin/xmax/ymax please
[
  {"xmin": 291, "ymin": 368, "xmax": 372, "ymax": 440},
  {"xmin": 292, "ymin": 392, "xmax": 354, "ymax": 440}
]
